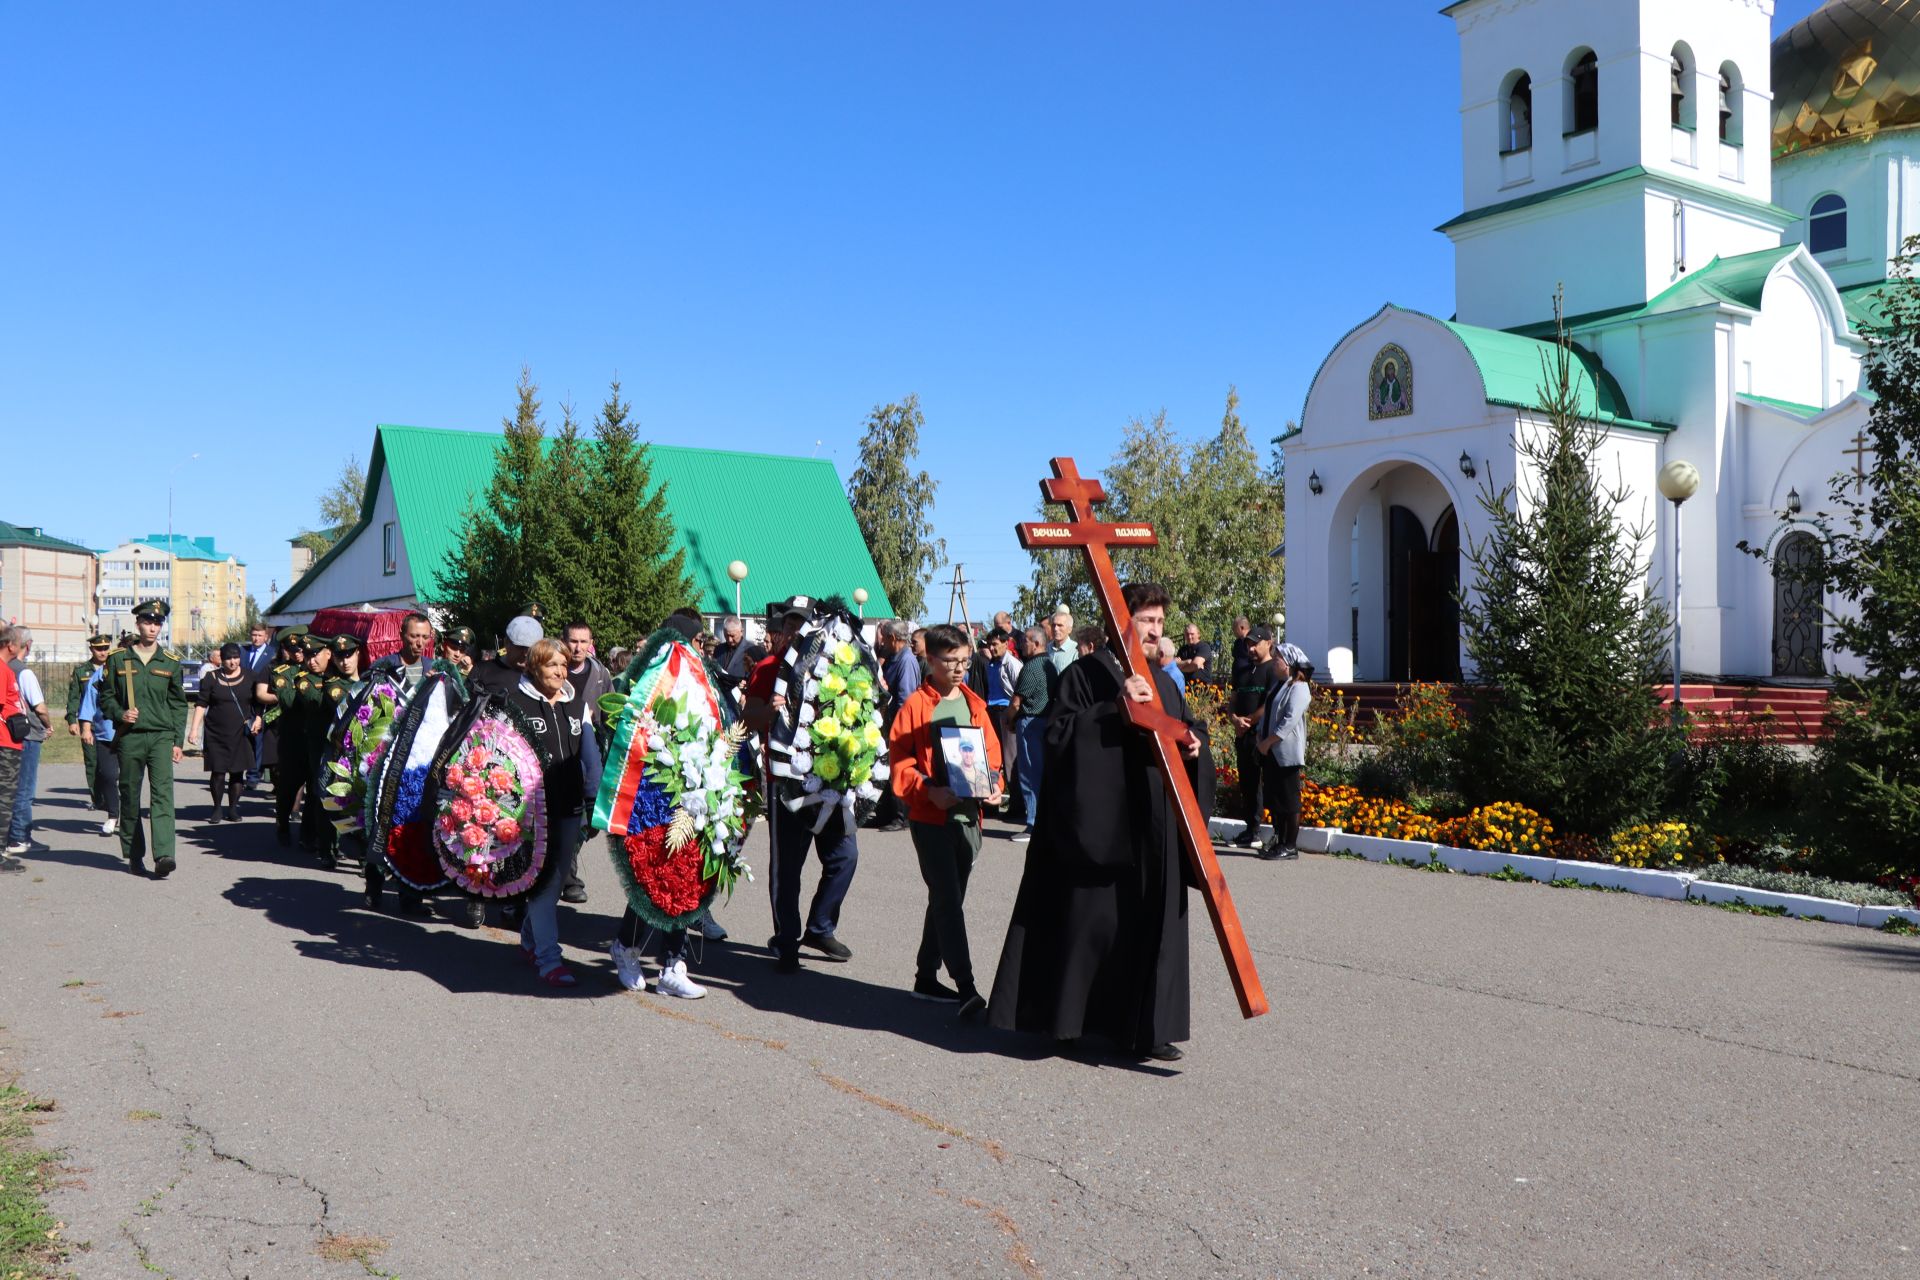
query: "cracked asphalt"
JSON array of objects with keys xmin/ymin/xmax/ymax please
[{"xmin": 3, "ymin": 762, "xmax": 1918, "ymax": 1279}]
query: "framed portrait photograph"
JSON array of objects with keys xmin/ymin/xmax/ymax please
[{"xmin": 937, "ymin": 724, "xmax": 993, "ymax": 800}]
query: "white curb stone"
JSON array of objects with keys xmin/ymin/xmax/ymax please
[
  {"xmin": 1435, "ymin": 847, "xmax": 1560, "ymax": 881},
  {"xmin": 1296, "ymin": 826, "xmax": 1340, "ymax": 854},
  {"xmin": 1858, "ymin": 905, "xmax": 1920, "ymax": 930},
  {"xmin": 1545, "ymin": 861, "xmax": 1695, "ymax": 899},
  {"xmin": 1685, "ymin": 880, "xmax": 1863, "ymax": 924}
]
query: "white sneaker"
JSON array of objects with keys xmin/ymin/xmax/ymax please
[
  {"xmin": 652, "ymin": 959, "xmax": 707, "ymax": 1000},
  {"xmin": 4, "ymin": 843, "xmax": 27, "ymax": 855},
  {"xmin": 609, "ymin": 940, "xmax": 647, "ymax": 992},
  {"xmin": 100, "ymin": 819, "xmax": 118, "ymax": 836}
]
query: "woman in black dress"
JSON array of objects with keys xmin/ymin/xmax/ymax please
[{"xmin": 188, "ymin": 643, "xmax": 262, "ymax": 823}]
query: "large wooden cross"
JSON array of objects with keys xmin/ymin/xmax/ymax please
[{"xmin": 1018, "ymin": 457, "xmax": 1269, "ymax": 1020}]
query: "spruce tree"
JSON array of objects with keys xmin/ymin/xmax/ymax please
[
  {"xmin": 1764, "ymin": 239, "xmax": 1920, "ymax": 874},
  {"xmin": 439, "ymin": 368, "xmax": 547, "ymax": 643},
  {"xmin": 1457, "ymin": 301, "xmax": 1678, "ymax": 835},
  {"xmin": 846, "ymin": 394, "xmax": 944, "ymax": 619},
  {"xmin": 1185, "ymin": 386, "xmax": 1285, "ymax": 642},
  {"xmin": 584, "ymin": 379, "xmax": 694, "ymax": 643}
]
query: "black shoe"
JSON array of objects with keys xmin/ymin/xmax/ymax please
[
  {"xmin": 698, "ymin": 914, "xmax": 729, "ymax": 942},
  {"xmin": 207, "ymin": 810, "xmax": 224, "ymax": 825},
  {"xmin": 396, "ymin": 893, "xmax": 433, "ymax": 919},
  {"xmin": 226, "ymin": 803, "xmax": 241, "ymax": 822},
  {"xmin": 1259, "ymin": 845, "xmax": 1298, "ymax": 861},
  {"xmin": 802, "ymin": 931, "xmax": 852, "ymax": 961},
  {"xmin": 499, "ymin": 903, "xmax": 522, "ymax": 928},
  {"xmin": 1230, "ymin": 826, "xmax": 1260, "ymax": 848},
  {"xmin": 560, "ymin": 883, "xmax": 588, "ymax": 905},
  {"xmin": 127, "ymin": 856, "xmax": 147, "ymax": 876},
  {"xmin": 912, "ymin": 977, "xmax": 961, "ymax": 1003},
  {"xmin": 1142, "ymin": 1043, "xmax": 1184, "ymax": 1062},
  {"xmin": 463, "ymin": 898, "xmax": 486, "ymax": 929},
  {"xmin": 153, "ymin": 856, "xmax": 177, "ymax": 879},
  {"xmin": 877, "ymin": 819, "xmax": 907, "ymax": 833},
  {"xmin": 316, "ymin": 849, "xmax": 337, "ymax": 871},
  {"xmin": 275, "ymin": 821, "xmax": 291, "ymax": 847},
  {"xmin": 363, "ymin": 884, "xmax": 383, "ymax": 911},
  {"xmin": 957, "ymin": 990, "xmax": 987, "ymax": 1020},
  {"xmin": 775, "ymin": 951, "xmax": 800, "ymax": 974}
]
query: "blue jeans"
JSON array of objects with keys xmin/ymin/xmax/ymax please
[
  {"xmin": 768, "ymin": 803, "xmax": 858, "ymax": 956},
  {"xmin": 8, "ymin": 738, "xmax": 41, "ymax": 845},
  {"xmin": 520, "ymin": 813, "xmax": 581, "ymax": 974},
  {"xmin": 1014, "ymin": 715, "xmax": 1046, "ymax": 829}
]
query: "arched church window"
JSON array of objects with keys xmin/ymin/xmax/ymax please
[
  {"xmin": 1503, "ymin": 73, "xmax": 1533, "ymax": 152},
  {"xmin": 1809, "ymin": 194, "xmax": 1847, "ymax": 254},
  {"xmin": 1568, "ymin": 50, "xmax": 1599, "ymax": 134},
  {"xmin": 1718, "ymin": 63, "xmax": 1743, "ymax": 143},
  {"xmin": 1669, "ymin": 47, "xmax": 1692, "ymax": 128}
]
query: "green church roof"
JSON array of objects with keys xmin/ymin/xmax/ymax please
[
  {"xmin": 271, "ymin": 425, "xmax": 894, "ymax": 619},
  {"xmin": 0, "ymin": 520, "xmax": 93, "ymax": 555},
  {"xmin": 1437, "ymin": 165, "xmax": 1796, "ymax": 233},
  {"xmin": 1437, "ymin": 319, "xmax": 1662, "ymax": 429},
  {"xmin": 135, "ymin": 533, "xmax": 242, "ymax": 564}
]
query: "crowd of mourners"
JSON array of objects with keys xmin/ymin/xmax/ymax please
[{"xmin": 0, "ymin": 596, "xmax": 1314, "ymax": 1064}]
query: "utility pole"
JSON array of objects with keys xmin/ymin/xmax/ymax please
[{"xmin": 944, "ymin": 563, "xmax": 974, "ymax": 632}]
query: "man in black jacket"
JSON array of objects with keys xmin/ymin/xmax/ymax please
[{"xmin": 1227, "ymin": 625, "xmax": 1279, "ymax": 848}]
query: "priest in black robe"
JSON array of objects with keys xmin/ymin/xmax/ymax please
[{"xmin": 987, "ymin": 581, "xmax": 1210, "ymax": 1063}]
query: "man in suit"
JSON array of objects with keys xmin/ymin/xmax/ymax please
[{"xmin": 240, "ymin": 624, "xmax": 276, "ymax": 785}]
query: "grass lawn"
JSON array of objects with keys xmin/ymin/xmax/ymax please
[{"xmin": 0, "ymin": 1081, "xmax": 65, "ymax": 1278}]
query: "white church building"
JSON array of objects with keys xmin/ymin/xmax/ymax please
[{"xmin": 1283, "ymin": 0, "xmax": 1909, "ymax": 685}]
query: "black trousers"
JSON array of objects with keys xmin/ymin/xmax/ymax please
[
  {"xmin": 1234, "ymin": 730, "xmax": 1265, "ymax": 828},
  {"xmin": 985, "ymin": 704, "xmax": 1018, "ymax": 821},
  {"xmin": 1263, "ymin": 761, "xmax": 1303, "ymax": 849},
  {"xmin": 95, "ymin": 739, "xmax": 123, "ymax": 820}
]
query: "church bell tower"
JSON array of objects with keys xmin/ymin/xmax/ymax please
[{"xmin": 1440, "ymin": 0, "xmax": 1790, "ymax": 330}]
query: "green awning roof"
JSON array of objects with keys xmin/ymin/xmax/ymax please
[{"xmin": 272, "ymin": 425, "xmax": 894, "ymax": 619}]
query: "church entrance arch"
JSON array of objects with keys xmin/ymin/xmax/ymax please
[
  {"xmin": 1326, "ymin": 459, "xmax": 1464, "ymax": 683},
  {"xmin": 1771, "ymin": 531, "xmax": 1824, "ymax": 678}
]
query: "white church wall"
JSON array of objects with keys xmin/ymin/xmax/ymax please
[
  {"xmin": 1451, "ymin": 0, "xmax": 1640, "ymax": 212},
  {"xmin": 1745, "ymin": 275, "xmax": 1828, "ymax": 409},
  {"xmin": 1455, "ymin": 185, "xmax": 1651, "ymax": 329},
  {"xmin": 1636, "ymin": 0, "xmax": 1774, "ymax": 201},
  {"xmin": 1288, "ymin": 308, "xmax": 1508, "ymax": 683},
  {"xmin": 1774, "ymin": 134, "xmax": 1920, "ymax": 291}
]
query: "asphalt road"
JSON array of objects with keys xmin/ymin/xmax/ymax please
[{"xmin": 2, "ymin": 762, "xmax": 1917, "ymax": 1279}]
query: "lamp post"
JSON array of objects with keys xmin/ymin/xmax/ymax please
[
  {"xmin": 727, "ymin": 560, "xmax": 748, "ymax": 619},
  {"xmin": 853, "ymin": 587, "xmax": 869, "ymax": 619},
  {"xmin": 1657, "ymin": 460, "xmax": 1700, "ymax": 725}
]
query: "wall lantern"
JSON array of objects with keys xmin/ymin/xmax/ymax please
[
  {"xmin": 1786, "ymin": 487, "xmax": 1802, "ymax": 514},
  {"xmin": 1307, "ymin": 470, "xmax": 1323, "ymax": 495},
  {"xmin": 1459, "ymin": 450, "xmax": 1477, "ymax": 479}
]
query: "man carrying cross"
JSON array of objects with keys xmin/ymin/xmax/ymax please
[{"xmin": 987, "ymin": 580, "xmax": 1206, "ymax": 1062}]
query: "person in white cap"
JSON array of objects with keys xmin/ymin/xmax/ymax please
[{"xmin": 469, "ymin": 614, "xmax": 543, "ymax": 697}]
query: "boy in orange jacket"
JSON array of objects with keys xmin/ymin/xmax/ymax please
[{"xmin": 887, "ymin": 623, "xmax": 1005, "ymax": 1015}]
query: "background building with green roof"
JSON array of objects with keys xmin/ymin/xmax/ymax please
[
  {"xmin": 1281, "ymin": 0, "xmax": 1900, "ymax": 688},
  {"xmin": 266, "ymin": 424, "xmax": 894, "ymax": 637},
  {"xmin": 0, "ymin": 519, "xmax": 99, "ymax": 661}
]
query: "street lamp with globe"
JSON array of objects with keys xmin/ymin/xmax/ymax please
[
  {"xmin": 727, "ymin": 560, "xmax": 748, "ymax": 619},
  {"xmin": 1657, "ymin": 460, "xmax": 1700, "ymax": 724},
  {"xmin": 853, "ymin": 587, "xmax": 869, "ymax": 620}
]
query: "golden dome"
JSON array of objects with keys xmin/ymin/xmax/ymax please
[{"xmin": 1773, "ymin": 0, "xmax": 1920, "ymax": 157}]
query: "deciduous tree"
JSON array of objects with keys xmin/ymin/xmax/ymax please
[{"xmin": 847, "ymin": 394, "xmax": 944, "ymax": 619}]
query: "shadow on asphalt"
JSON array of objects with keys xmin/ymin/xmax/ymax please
[
  {"xmin": 1822, "ymin": 939, "xmax": 1920, "ymax": 970},
  {"xmin": 220, "ymin": 872, "xmax": 634, "ymax": 998}
]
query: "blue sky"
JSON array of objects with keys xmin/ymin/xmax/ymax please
[{"xmin": 2, "ymin": 0, "xmax": 1828, "ymax": 620}]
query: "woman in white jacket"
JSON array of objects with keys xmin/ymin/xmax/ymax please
[{"xmin": 1255, "ymin": 646, "xmax": 1313, "ymax": 861}]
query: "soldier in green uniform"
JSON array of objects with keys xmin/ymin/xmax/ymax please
[
  {"xmin": 96, "ymin": 602, "xmax": 189, "ymax": 877},
  {"xmin": 258, "ymin": 627, "xmax": 306, "ymax": 845},
  {"xmin": 276, "ymin": 634, "xmax": 333, "ymax": 861},
  {"xmin": 65, "ymin": 634, "xmax": 113, "ymax": 812},
  {"xmin": 314, "ymin": 633, "xmax": 364, "ymax": 870}
]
